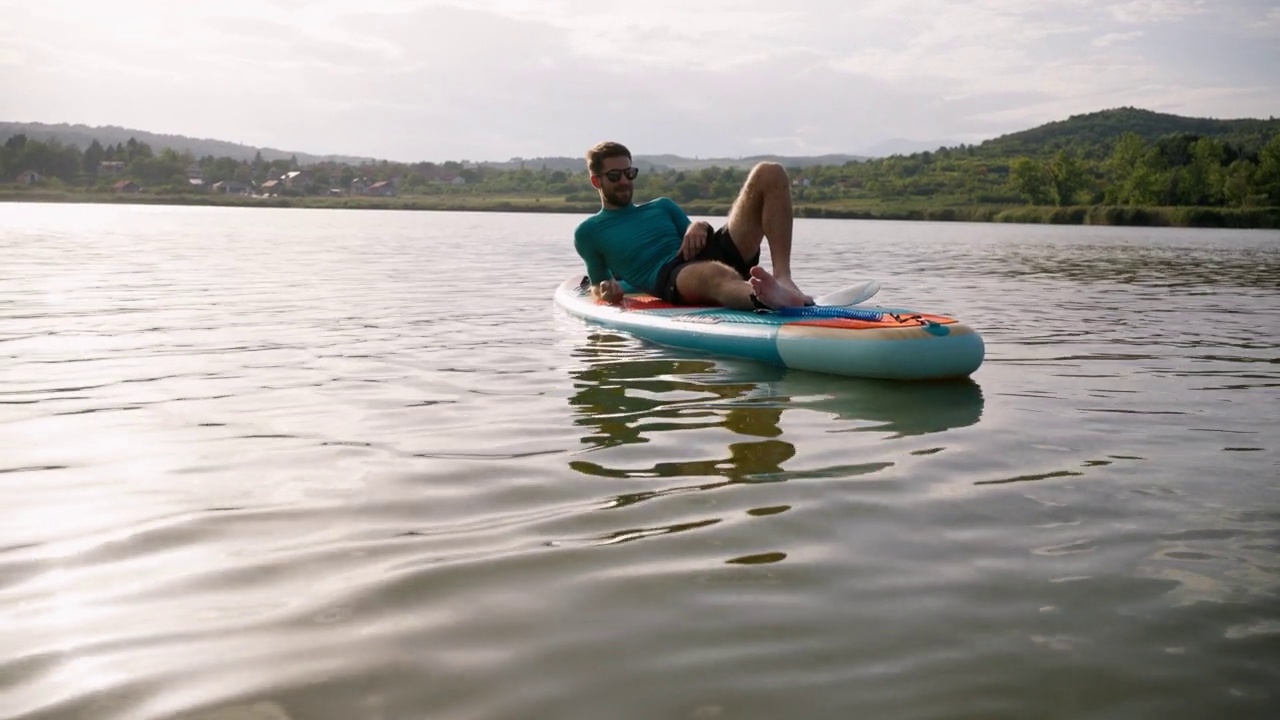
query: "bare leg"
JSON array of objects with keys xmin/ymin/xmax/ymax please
[
  {"xmin": 675, "ymin": 261, "xmax": 808, "ymax": 310},
  {"xmin": 724, "ymin": 162, "xmax": 811, "ymax": 302}
]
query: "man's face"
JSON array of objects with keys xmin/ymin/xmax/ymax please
[{"xmin": 596, "ymin": 155, "xmax": 635, "ymax": 208}]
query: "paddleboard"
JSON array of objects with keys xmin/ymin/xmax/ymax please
[{"xmin": 555, "ymin": 276, "xmax": 984, "ymax": 380}]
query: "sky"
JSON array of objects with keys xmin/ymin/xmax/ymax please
[{"xmin": 2, "ymin": 0, "xmax": 1278, "ymax": 162}]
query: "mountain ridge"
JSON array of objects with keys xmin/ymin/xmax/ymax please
[
  {"xmin": 1, "ymin": 120, "xmax": 880, "ymax": 170},
  {"xmin": 4, "ymin": 107, "xmax": 1279, "ymax": 172},
  {"xmin": 0, "ymin": 122, "xmax": 377, "ymax": 166}
]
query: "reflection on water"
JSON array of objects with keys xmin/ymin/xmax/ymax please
[
  {"xmin": 568, "ymin": 331, "xmax": 985, "ymax": 450},
  {"xmin": 559, "ymin": 331, "xmax": 986, "ymax": 563},
  {"xmin": 566, "ymin": 330, "xmax": 985, "ymax": 490}
]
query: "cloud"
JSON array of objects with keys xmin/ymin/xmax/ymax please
[
  {"xmin": 2, "ymin": 0, "xmax": 1277, "ymax": 160},
  {"xmin": 1255, "ymin": 6, "xmax": 1280, "ymax": 34},
  {"xmin": 1106, "ymin": 0, "xmax": 1209, "ymax": 24},
  {"xmin": 1093, "ymin": 31, "xmax": 1146, "ymax": 46}
]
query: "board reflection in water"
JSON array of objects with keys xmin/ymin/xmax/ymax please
[{"xmin": 566, "ymin": 330, "xmax": 985, "ymax": 487}]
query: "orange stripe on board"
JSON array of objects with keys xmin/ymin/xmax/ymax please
[
  {"xmin": 619, "ymin": 295, "xmax": 679, "ymax": 310},
  {"xmin": 791, "ymin": 313, "xmax": 957, "ymax": 330},
  {"xmin": 605, "ymin": 295, "xmax": 959, "ymax": 328}
]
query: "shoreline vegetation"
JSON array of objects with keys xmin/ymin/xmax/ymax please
[
  {"xmin": 4, "ymin": 108, "xmax": 1280, "ymax": 229},
  {"xmin": 4, "ymin": 187, "xmax": 1278, "ymax": 229}
]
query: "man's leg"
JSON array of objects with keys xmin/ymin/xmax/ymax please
[
  {"xmin": 675, "ymin": 261, "xmax": 808, "ymax": 310},
  {"xmin": 723, "ymin": 162, "xmax": 810, "ymax": 300}
]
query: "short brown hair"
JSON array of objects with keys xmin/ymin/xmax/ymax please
[{"xmin": 585, "ymin": 141, "xmax": 631, "ymax": 176}]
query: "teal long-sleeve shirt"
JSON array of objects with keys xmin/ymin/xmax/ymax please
[{"xmin": 573, "ymin": 197, "xmax": 691, "ymax": 293}]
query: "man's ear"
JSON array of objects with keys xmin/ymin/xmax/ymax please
[{"xmin": 590, "ymin": 175, "xmax": 601, "ymax": 189}]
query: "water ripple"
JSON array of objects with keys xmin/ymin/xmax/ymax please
[{"xmin": 1, "ymin": 207, "xmax": 1277, "ymax": 720}]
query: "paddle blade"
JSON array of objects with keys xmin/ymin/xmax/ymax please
[{"xmin": 815, "ymin": 280, "xmax": 881, "ymax": 306}]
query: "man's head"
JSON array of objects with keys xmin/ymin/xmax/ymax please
[{"xmin": 586, "ymin": 141, "xmax": 638, "ymax": 209}]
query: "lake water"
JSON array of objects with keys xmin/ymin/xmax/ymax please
[{"xmin": 1, "ymin": 203, "xmax": 1278, "ymax": 720}]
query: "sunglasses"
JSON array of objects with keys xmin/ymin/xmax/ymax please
[{"xmin": 598, "ymin": 167, "xmax": 639, "ymax": 182}]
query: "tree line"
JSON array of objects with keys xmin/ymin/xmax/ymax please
[
  {"xmin": 1004, "ymin": 133, "xmax": 1279, "ymax": 207},
  {"xmin": 4, "ymin": 129, "xmax": 1279, "ymax": 209},
  {"xmin": 0, "ymin": 134, "xmax": 477, "ymax": 193}
]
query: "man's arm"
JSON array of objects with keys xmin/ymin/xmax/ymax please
[
  {"xmin": 591, "ymin": 279, "xmax": 624, "ymax": 304},
  {"xmin": 574, "ymin": 224, "xmax": 624, "ymax": 304}
]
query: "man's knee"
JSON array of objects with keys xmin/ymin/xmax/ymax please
[{"xmin": 749, "ymin": 162, "xmax": 789, "ymax": 187}]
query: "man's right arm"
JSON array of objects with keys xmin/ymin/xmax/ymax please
[
  {"xmin": 592, "ymin": 279, "xmax": 623, "ymax": 304},
  {"xmin": 574, "ymin": 225, "xmax": 623, "ymax": 304}
]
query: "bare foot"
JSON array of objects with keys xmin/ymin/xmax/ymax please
[
  {"xmin": 749, "ymin": 266, "xmax": 809, "ymax": 309},
  {"xmin": 775, "ymin": 276, "xmax": 814, "ymax": 305}
]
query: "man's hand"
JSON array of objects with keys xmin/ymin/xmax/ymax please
[
  {"xmin": 595, "ymin": 279, "xmax": 624, "ymax": 305},
  {"xmin": 680, "ymin": 221, "xmax": 712, "ymax": 260}
]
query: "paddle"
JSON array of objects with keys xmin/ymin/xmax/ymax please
[{"xmin": 814, "ymin": 280, "xmax": 880, "ymax": 307}]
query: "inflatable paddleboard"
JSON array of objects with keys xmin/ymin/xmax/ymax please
[{"xmin": 555, "ymin": 276, "xmax": 984, "ymax": 380}]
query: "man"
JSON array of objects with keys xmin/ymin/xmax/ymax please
[{"xmin": 573, "ymin": 141, "xmax": 812, "ymax": 310}]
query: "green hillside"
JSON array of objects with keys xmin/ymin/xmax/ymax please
[{"xmin": 977, "ymin": 107, "xmax": 1280, "ymax": 159}]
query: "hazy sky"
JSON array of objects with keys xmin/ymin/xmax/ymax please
[{"xmin": 3, "ymin": 0, "xmax": 1278, "ymax": 162}]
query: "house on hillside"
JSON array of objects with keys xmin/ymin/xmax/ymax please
[
  {"xmin": 186, "ymin": 163, "xmax": 203, "ymax": 180},
  {"xmin": 16, "ymin": 170, "xmax": 41, "ymax": 185},
  {"xmin": 367, "ymin": 180, "xmax": 396, "ymax": 197},
  {"xmin": 98, "ymin": 161, "xmax": 125, "ymax": 177},
  {"xmin": 113, "ymin": 180, "xmax": 141, "ymax": 193},
  {"xmin": 212, "ymin": 180, "xmax": 250, "ymax": 195},
  {"xmin": 260, "ymin": 179, "xmax": 281, "ymax": 196},
  {"xmin": 282, "ymin": 170, "xmax": 312, "ymax": 190}
]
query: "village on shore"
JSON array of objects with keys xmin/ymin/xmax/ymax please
[{"xmin": 13, "ymin": 160, "xmax": 470, "ymax": 198}]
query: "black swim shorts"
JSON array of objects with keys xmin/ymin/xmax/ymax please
[{"xmin": 653, "ymin": 226, "xmax": 761, "ymax": 304}]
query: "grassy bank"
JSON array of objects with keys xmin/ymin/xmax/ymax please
[
  {"xmin": 4, "ymin": 188, "xmax": 1278, "ymax": 229},
  {"xmin": 787, "ymin": 202, "xmax": 1280, "ymax": 229}
]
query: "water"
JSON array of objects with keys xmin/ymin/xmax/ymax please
[{"xmin": 2, "ymin": 203, "xmax": 1278, "ymax": 720}]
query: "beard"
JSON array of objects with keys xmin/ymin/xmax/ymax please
[{"xmin": 601, "ymin": 185, "xmax": 633, "ymax": 207}]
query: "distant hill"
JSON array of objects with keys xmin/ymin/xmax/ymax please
[
  {"xmin": 976, "ymin": 107, "xmax": 1280, "ymax": 158},
  {"xmin": 640, "ymin": 153, "xmax": 870, "ymax": 170},
  {"xmin": 6, "ymin": 107, "xmax": 1279, "ymax": 171},
  {"xmin": 0, "ymin": 121, "xmax": 376, "ymax": 165},
  {"xmin": 0, "ymin": 120, "xmax": 872, "ymax": 170},
  {"xmin": 857, "ymin": 137, "xmax": 962, "ymax": 157},
  {"xmin": 485, "ymin": 152, "xmax": 871, "ymax": 173}
]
